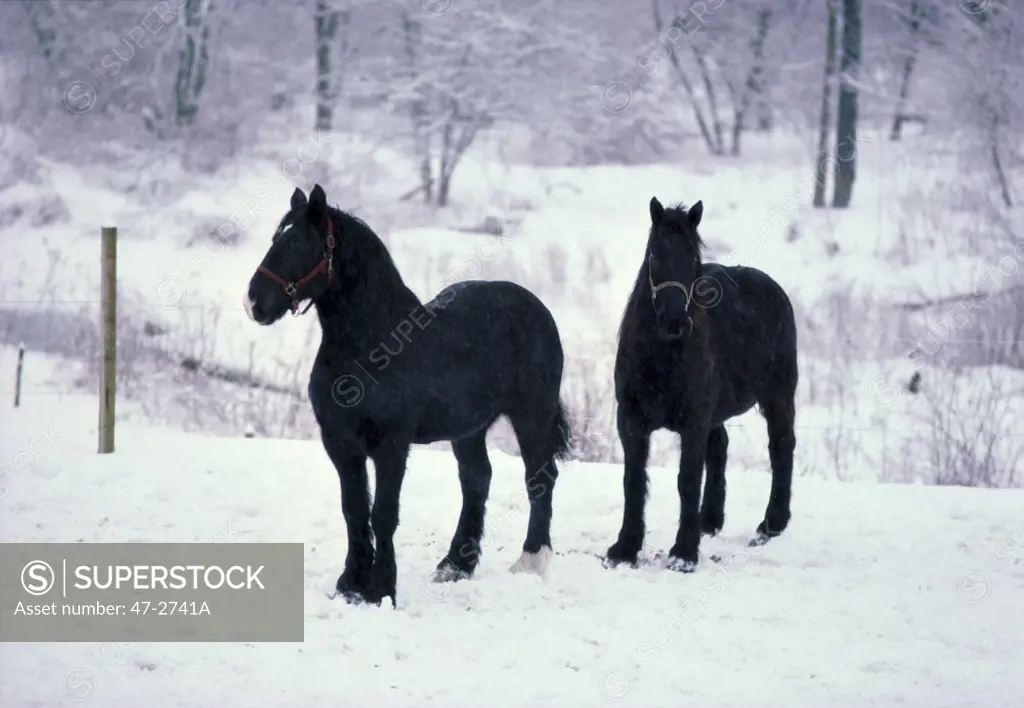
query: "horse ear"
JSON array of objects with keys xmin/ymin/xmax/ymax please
[
  {"xmin": 290, "ymin": 187, "xmax": 307, "ymax": 210},
  {"xmin": 649, "ymin": 197, "xmax": 664, "ymax": 224},
  {"xmin": 688, "ymin": 200, "xmax": 703, "ymax": 227},
  {"xmin": 307, "ymin": 184, "xmax": 327, "ymax": 223}
]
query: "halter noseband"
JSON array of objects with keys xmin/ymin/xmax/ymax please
[
  {"xmin": 648, "ymin": 254, "xmax": 696, "ymax": 332},
  {"xmin": 257, "ymin": 215, "xmax": 335, "ymax": 316}
]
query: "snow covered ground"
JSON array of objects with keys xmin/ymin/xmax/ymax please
[{"xmin": 2, "ymin": 350, "xmax": 1023, "ymax": 707}]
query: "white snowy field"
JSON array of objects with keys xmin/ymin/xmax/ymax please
[{"xmin": 1, "ymin": 352, "xmax": 1023, "ymax": 707}]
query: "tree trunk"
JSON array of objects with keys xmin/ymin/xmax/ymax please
[
  {"xmin": 436, "ymin": 114, "xmax": 481, "ymax": 208},
  {"xmin": 890, "ymin": 0, "xmax": 921, "ymax": 141},
  {"xmin": 437, "ymin": 138, "xmax": 452, "ymax": 207},
  {"xmin": 812, "ymin": 0, "xmax": 839, "ymax": 208},
  {"xmin": 731, "ymin": 7, "xmax": 773, "ymax": 156},
  {"xmin": 976, "ymin": 4, "xmax": 1014, "ymax": 208},
  {"xmin": 989, "ymin": 117, "xmax": 1014, "ymax": 208},
  {"xmin": 174, "ymin": 0, "xmax": 215, "ymax": 128},
  {"xmin": 890, "ymin": 54, "xmax": 917, "ymax": 141},
  {"xmin": 692, "ymin": 49, "xmax": 725, "ymax": 154},
  {"xmin": 831, "ymin": 0, "xmax": 861, "ymax": 209},
  {"xmin": 756, "ymin": 101, "xmax": 772, "ymax": 131},
  {"xmin": 314, "ymin": 1, "xmax": 344, "ymax": 132}
]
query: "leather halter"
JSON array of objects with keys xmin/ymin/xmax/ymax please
[
  {"xmin": 647, "ymin": 253, "xmax": 695, "ymax": 332},
  {"xmin": 257, "ymin": 215, "xmax": 335, "ymax": 315}
]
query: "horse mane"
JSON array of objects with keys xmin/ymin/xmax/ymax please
[
  {"xmin": 329, "ymin": 204, "xmax": 403, "ymax": 286},
  {"xmin": 616, "ymin": 201, "xmax": 705, "ymax": 342},
  {"xmin": 321, "ymin": 203, "xmax": 421, "ymax": 321}
]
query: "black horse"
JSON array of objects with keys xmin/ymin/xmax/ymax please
[
  {"xmin": 604, "ymin": 196, "xmax": 798, "ymax": 572},
  {"xmin": 243, "ymin": 184, "xmax": 572, "ymax": 606}
]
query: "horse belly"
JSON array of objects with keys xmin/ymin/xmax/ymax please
[
  {"xmin": 712, "ymin": 375, "xmax": 758, "ymax": 424},
  {"xmin": 412, "ymin": 393, "xmax": 504, "ymax": 443},
  {"xmin": 407, "ymin": 358, "xmax": 510, "ymax": 443},
  {"xmin": 712, "ymin": 396, "xmax": 756, "ymax": 425}
]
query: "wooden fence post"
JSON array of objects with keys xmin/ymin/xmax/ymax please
[
  {"xmin": 98, "ymin": 226, "xmax": 117, "ymax": 454},
  {"xmin": 13, "ymin": 342, "xmax": 24, "ymax": 407}
]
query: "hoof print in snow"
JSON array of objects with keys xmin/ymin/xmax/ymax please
[{"xmin": 600, "ymin": 555, "xmax": 638, "ymax": 570}]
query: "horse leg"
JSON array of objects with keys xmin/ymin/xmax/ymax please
[
  {"xmin": 605, "ymin": 410, "xmax": 650, "ymax": 568},
  {"xmin": 435, "ymin": 431, "xmax": 493, "ymax": 581},
  {"xmin": 700, "ymin": 425, "xmax": 728, "ymax": 536},
  {"xmin": 752, "ymin": 393, "xmax": 796, "ymax": 546},
  {"xmin": 322, "ymin": 435, "xmax": 374, "ymax": 603},
  {"xmin": 363, "ymin": 441, "xmax": 410, "ymax": 607},
  {"xmin": 507, "ymin": 410, "xmax": 560, "ymax": 576},
  {"xmin": 667, "ymin": 423, "xmax": 710, "ymax": 572}
]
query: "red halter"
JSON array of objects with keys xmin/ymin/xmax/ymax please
[{"xmin": 256, "ymin": 215, "xmax": 335, "ymax": 315}]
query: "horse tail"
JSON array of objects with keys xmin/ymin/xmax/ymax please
[{"xmin": 551, "ymin": 398, "xmax": 573, "ymax": 461}]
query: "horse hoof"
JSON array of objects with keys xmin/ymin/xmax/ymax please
[
  {"xmin": 338, "ymin": 590, "xmax": 366, "ymax": 604},
  {"xmin": 509, "ymin": 545, "xmax": 552, "ymax": 577},
  {"xmin": 665, "ymin": 556, "xmax": 698, "ymax": 573},
  {"xmin": 432, "ymin": 563, "xmax": 471, "ymax": 583},
  {"xmin": 603, "ymin": 543, "xmax": 640, "ymax": 569},
  {"xmin": 360, "ymin": 585, "xmax": 395, "ymax": 608},
  {"xmin": 748, "ymin": 533, "xmax": 770, "ymax": 547}
]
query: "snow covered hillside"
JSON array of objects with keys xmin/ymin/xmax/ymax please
[{"xmin": 2, "ymin": 370, "xmax": 1023, "ymax": 707}]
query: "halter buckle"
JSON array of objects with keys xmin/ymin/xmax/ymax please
[{"xmin": 256, "ymin": 216, "xmax": 335, "ymax": 317}]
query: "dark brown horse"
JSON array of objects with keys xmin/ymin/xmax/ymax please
[
  {"xmin": 243, "ymin": 184, "xmax": 572, "ymax": 606},
  {"xmin": 605, "ymin": 196, "xmax": 798, "ymax": 572}
]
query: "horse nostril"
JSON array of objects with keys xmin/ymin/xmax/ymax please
[{"xmin": 661, "ymin": 322, "xmax": 685, "ymax": 339}]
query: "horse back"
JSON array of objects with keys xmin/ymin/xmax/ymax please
[
  {"xmin": 416, "ymin": 279, "xmax": 563, "ymax": 388},
  {"xmin": 705, "ymin": 262, "xmax": 798, "ymax": 400},
  {"xmin": 705, "ymin": 263, "xmax": 796, "ymax": 356}
]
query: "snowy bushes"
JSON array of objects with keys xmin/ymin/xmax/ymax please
[{"xmin": 902, "ymin": 365, "xmax": 1024, "ymax": 488}]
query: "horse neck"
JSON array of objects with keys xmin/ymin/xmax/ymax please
[
  {"xmin": 622, "ymin": 259, "xmax": 658, "ymax": 331},
  {"xmin": 314, "ymin": 215, "xmax": 421, "ymax": 354}
]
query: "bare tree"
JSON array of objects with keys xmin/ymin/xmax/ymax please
[
  {"xmin": 314, "ymin": 0, "xmax": 350, "ymax": 132},
  {"xmin": 173, "ymin": 0, "xmax": 217, "ymax": 128},
  {"xmin": 888, "ymin": 0, "xmax": 927, "ymax": 140},
  {"xmin": 727, "ymin": 5, "xmax": 774, "ymax": 155},
  {"xmin": 651, "ymin": 0, "xmax": 726, "ymax": 156},
  {"xmin": 812, "ymin": 0, "xmax": 839, "ymax": 208},
  {"xmin": 651, "ymin": 0, "xmax": 815, "ymax": 157},
  {"xmin": 20, "ymin": 0, "xmax": 64, "ymax": 75},
  {"xmin": 351, "ymin": 0, "xmax": 597, "ymax": 207},
  {"xmin": 831, "ymin": 0, "xmax": 861, "ymax": 208}
]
